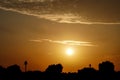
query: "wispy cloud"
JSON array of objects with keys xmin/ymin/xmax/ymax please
[
  {"xmin": 0, "ymin": 0, "xmax": 120, "ymax": 24},
  {"xmin": 30, "ymin": 39, "xmax": 95, "ymax": 46}
]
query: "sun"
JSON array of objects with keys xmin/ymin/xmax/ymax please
[{"xmin": 66, "ymin": 48, "xmax": 74, "ymax": 56}]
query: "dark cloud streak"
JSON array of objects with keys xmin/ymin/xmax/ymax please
[{"xmin": 0, "ymin": 0, "xmax": 120, "ymax": 24}]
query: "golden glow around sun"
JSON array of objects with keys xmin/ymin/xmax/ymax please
[{"xmin": 66, "ymin": 48, "xmax": 74, "ymax": 56}]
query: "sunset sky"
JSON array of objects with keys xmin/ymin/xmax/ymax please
[{"xmin": 0, "ymin": 0, "xmax": 120, "ymax": 72}]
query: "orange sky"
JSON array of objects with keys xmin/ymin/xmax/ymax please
[{"xmin": 0, "ymin": 0, "xmax": 120, "ymax": 72}]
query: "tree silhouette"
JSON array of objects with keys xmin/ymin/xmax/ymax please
[
  {"xmin": 99, "ymin": 61, "xmax": 114, "ymax": 73},
  {"xmin": 0, "ymin": 66, "xmax": 5, "ymax": 73},
  {"xmin": 0, "ymin": 66, "xmax": 6, "ymax": 79},
  {"xmin": 6, "ymin": 64, "xmax": 21, "ymax": 74},
  {"xmin": 24, "ymin": 61, "xmax": 28, "ymax": 72},
  {"xmin": 0, "ymin": 61, "xmax": 119, "ymax": 80},
  {"xmin": 89, "ymin": 64, "xmax": 92, "ymax": 68},
  {"xmin": 45, "ymin": 64, "xmax": 63, "ymax": 73}
]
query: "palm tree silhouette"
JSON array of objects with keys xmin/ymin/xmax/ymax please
[{"xmin": 24, "ymin": 61, "xmax": 28, "ymax": 72}]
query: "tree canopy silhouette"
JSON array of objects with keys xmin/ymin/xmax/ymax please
[
  {"xmin": 99, "ymin": 61, "xmax": 114, "ymax": 73},
  {"xmin": 6, "ymin": 64, "xmax": 21, "ymax": 74},
  {"xmin": 45, "ymin": 64, "xmax": 63, "ymax": 73}
]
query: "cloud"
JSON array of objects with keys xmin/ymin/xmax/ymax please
[
  {"xmin": 30, "ymin": 39, "xmax": 95, "ymax": 46},
  {"xmin": 0, "ymin": 0, "xmax": 120, "ymax": 24}
]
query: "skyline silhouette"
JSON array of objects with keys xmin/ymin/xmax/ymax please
[
  {"xmin": 0, "ymin": 61, "xmax": 120, "ymax": 80},
  {"xmin": 0, "ymin": 61, "xmax": 119, "ymax": 72}
]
